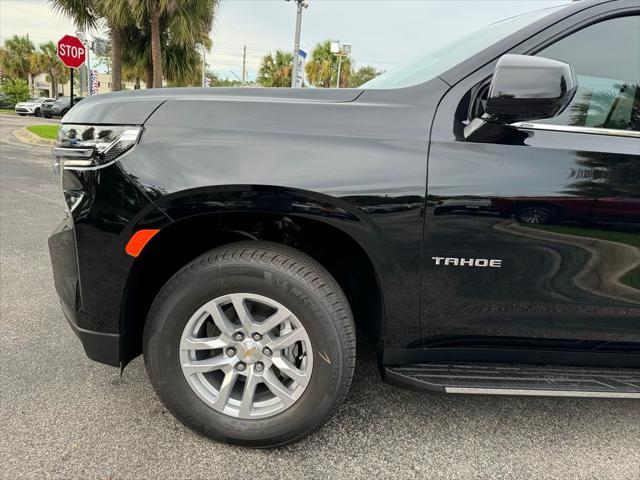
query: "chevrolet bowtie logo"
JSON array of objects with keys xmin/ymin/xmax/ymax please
[{"xmin": 243, "ymin": 347, "xmax": 257, "ymax": 359}]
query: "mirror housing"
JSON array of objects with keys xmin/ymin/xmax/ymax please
[{"xmin": 465, "ymin": 54, "xmax": 577, "ymax": 141}]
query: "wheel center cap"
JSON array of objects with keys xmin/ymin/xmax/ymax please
[{"xmin": 237, "ymin": 340, "xmax": 261, "ymax": 363}]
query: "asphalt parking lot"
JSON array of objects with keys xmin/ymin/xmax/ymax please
[{"xmin": 1, "ymin": 113, "xmax": 639, "ymax": 480}]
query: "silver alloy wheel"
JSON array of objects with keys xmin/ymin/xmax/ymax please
[
  {"xmin": 519, "ymin": 208, "xmax": 550, "ymax": 224},
  {"xmin": 179, "ymin": 293, "xmax": 314, "ymax": 419}
]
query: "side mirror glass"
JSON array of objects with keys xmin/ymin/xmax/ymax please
[{"xmin": 465, "ymin": 54, "xmax": 577, "ymax": 141}]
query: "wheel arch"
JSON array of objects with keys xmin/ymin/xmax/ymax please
[{"xmin": 120, "ymin": 186, "xmax": 387, "ymax": 366}]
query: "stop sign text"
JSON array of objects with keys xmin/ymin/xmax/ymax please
[{"xmin": 57, "ymin": 35, "xmax": 86, "ymax": 69}]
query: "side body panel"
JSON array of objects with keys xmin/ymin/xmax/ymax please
[
  {"xmin": 118, "ymin": 81, "xmax": 448, "ymax": 348},
  {"xmin": 419, "ymin": 2, "xmax": 640, "ymax": 353}
]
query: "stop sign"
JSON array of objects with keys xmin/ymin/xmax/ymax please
[{"xmin": 57, "ymin": 35, "xmax": 86, "ymax": 69}]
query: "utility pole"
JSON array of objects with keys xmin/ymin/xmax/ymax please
[
  {"xmin": 27, "ymin": 33, "xmax": 34, "ymax": 98},
  {"xmin": 76, "ymin": 28, "xmax": 90, "ymax": 96},
  {"xmin": 288, "ymin": 0, "xmax": 309, "ymax": 88},
  {"xmin": 241, "ymin": 45, "xmax": 247, "ymax": 87},
  {"xmin": 200, "ymin": 45, "xmax": 206, "ymax": 87}
]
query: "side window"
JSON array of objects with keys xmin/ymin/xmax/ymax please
[{"xmin": 535, "ymin": 15, "xmax": 640, "ymax": 131}]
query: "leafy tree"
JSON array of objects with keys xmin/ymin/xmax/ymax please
[
  {"xmin": 31, "ymin": 42, "xmax": 68, "ymax": 97},
  {"xmin": 1, "ymin": 78, "xmax": 30, "ymax": 104},
  {"xmin": 129, "ymin": 0, "xmax": 217, "ymax": 88},
  {"xmin": 163, "ymin": 41, "xmax": 206, "ymax": 87},
  {"xmin": 257, "ymin": 51, "xmax": 293, "ymax": 87},
  {"xmin": 0, "ymin": 35, "xmax": 36, "ymax": 89},
  {"xmin": 348, "ymin": 65, "xmax": 382, "ymax": 87},
  {"xmin": 204, "ymin": 70, "xmax": 243, "ymax": 87},
  {"xmin": 305, "ymin": 40, "xmax": 352, "ymax": 88},
  {"xmin": 50, "ymin": 0, "xmax": 133, "ymax": 91},
  {"xmin": 122, "ymin": 20, "xmax": 209, "ymax": 88}
]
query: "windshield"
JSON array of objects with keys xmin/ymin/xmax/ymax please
[
  {"xmin": 363, "ymin": 6, "xmax": 567, "ymax": 89},
  {"xmin": 56, "ymin": 97, "xmax": 70, "ymax": 103}
]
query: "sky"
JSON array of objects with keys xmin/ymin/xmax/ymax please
[{"xmin": 0, "ymin": 0, "xmax": 571, "ymax": 81}]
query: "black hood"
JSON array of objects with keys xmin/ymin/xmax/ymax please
[{"xmin": 62, "ymin": 87, "xmax": 364, "ymax": 125}]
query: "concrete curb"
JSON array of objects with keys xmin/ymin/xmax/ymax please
[{"xmin": 12, "ymin": 127, "xmax": 56, "ymax": 147}]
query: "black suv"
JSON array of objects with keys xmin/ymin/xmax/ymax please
[
  {"xmin": 49, "ymin": 0, "xmax": 640, "ymax": 447},
  {"xmin": 42, "ymin": 96, "xmax": 83, "ymax": 118}
]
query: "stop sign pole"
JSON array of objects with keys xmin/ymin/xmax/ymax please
[{"xmin": 57, "ymin": 35, "xmax": 86, "ymax": 107}]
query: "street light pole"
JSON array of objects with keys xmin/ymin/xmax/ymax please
[
  {"xmin": 331, "ymin": 42, "xmax": 351, "ymax": 88},
  {"xmin": 242, "ymin": 45, "xmax": 247, "ymax": 87},
  {"xmin": 289, "ymin": 0, "xmax": 308, "ymax": 88}
]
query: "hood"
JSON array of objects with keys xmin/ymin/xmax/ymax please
[{"xmin": 62, "ymin": 87, "xmax": 364, "ymax": 125}]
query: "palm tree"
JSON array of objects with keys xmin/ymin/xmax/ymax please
[
  {"xmin": 130, "ymin": 0, "xmax": 217, "ymax": 88},
  {"xmin": 0, "ymin": 35, "xmax": 35, "ymax": 86},
  {"xmin": 49, "ymin": 0, "xmax": 132, "ymax": 92},
  {"xmin": 163, "ymin": 41, "xmax": 205, "ymax": 86},
  {"xmin": 257, "ymin": 51, "xmax": 293, "ymax": 87},
  {"xmin": 348, "ymin": 65, "xmax": 382, "ymax": 88},
  {"xmin": 305, "ymin": 40, "xmax": 352, "ymax": 88},
  {"xmin": 122, "ymin": 18, "xmax": 209, "ymax": 88},
  {"xmin": 122, "ymin": 24, "xmax": 151, "ymax": 88},
  {"xmin": 31, "ymin": 42, "xmax": 68, "ymax": 97}
]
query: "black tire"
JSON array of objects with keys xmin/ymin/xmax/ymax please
[
  {"xmin": 34, "ymin": 108, "xmax": 41, "ymax": 117},
  {"xmin": 44, "ymin": 115, "xmax": 52, "ymax": 118},
  {"xmin": 143, "ymin": 241, "xmax": 356, "ymax": 447},
  {"xmin": 515, "ymin": 206, "xmax": 557, "ymax": 224}
]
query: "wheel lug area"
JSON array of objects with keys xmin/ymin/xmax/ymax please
[
  {"xmin": 233, "ymin": 331, "xmax": 245, "ymax": 341},
  {"xmin": 255, "ymin": 361, "xmax": 264, "ymax": 372},
  {"xmin": 262, "ymin": 346, "xmax": 272, "ymax": 357},
  {"xmin": 226, "ymin": 347, "xmax": 236, "ymax": 357},
  {"xmin": 236, "ymin": 362, "xmax": 247, "ymax": 372},
  {"xmin": 251, "ymin": 332, "xmax": 262, "ymax": 341}
]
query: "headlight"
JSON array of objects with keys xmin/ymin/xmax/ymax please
[{"xmin": 52, "ymin": 124, "xmax": 142, "ymax": 169}]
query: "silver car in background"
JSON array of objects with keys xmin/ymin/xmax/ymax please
[{"xmin": 14, "ymin": 97, "xmax": 54, "ymax": 117}]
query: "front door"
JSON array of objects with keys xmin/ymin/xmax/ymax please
[{"xmin": 421, "ymin": 13, "xmax": 640, "ymax": 347}]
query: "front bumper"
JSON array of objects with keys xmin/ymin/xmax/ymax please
[
  {"xmin": 15, "ymin": 106, "xmax": 35, "ymax": 114},
  {"xmin": 48, "ymin": 215, "xmax": 121, "ymax": 366},
  {"xmin": 60, "ymin": 299, "xmax": 120, "ymax": 366},
  {"xmin": 48, "ymin": 151, "xmax": 171, "ymax": 368}
]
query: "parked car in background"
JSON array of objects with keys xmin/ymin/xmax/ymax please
[
  {"xmin": 14, "ymin": 97, "xmax": 54, "ymax": 117},
  {"xmin": 434, "ymin": 197, "xmax": 498, "ymax": 216},
  {"xmin": 0, "ymin": 93, "xmax": 15, "ymax": 109},
  {"xmin": 42, "ymin": 96, "xmax": 84, "ymax": 118},
  {"xmin": 493, "ymin": 196, "xmax": 640, "ymax": 224}
]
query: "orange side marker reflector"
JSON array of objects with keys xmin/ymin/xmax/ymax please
[{"xmin": 125, "ymin": 229, "xmax": 160, "ymax": 257}]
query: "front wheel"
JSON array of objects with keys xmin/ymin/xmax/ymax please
[
  {"xmin": 515, "ymin": 206, "xmax": 557, "ymax": 224},
  {"xmin": 34, "ymin": 108, "xmax": 41, "ymax": 117},
  {"xmin": 143, "ymin": 242, "xmax": 356, "ymax": 447}
]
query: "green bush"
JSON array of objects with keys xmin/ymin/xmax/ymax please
[{"xmin": 1, "ymin": 78, "xmax": 30, "ymax": 105}]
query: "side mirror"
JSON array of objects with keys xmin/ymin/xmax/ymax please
[{"xmin": 464, "ymin": 54, "xmax": 577, "ymax": 141}]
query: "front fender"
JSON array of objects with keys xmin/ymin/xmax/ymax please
[{"xmin": 129, "ymin": 184, "xmax": 424, "ymax": 348}]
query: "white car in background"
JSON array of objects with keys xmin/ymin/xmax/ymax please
[{"xmin": 14, "ymin": 97, "xmax": 54, "ymax": 117}]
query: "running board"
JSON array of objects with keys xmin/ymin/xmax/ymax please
[{"xmin": 384, "ymin": 363, "xmax": 640, "ymax": 399}]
